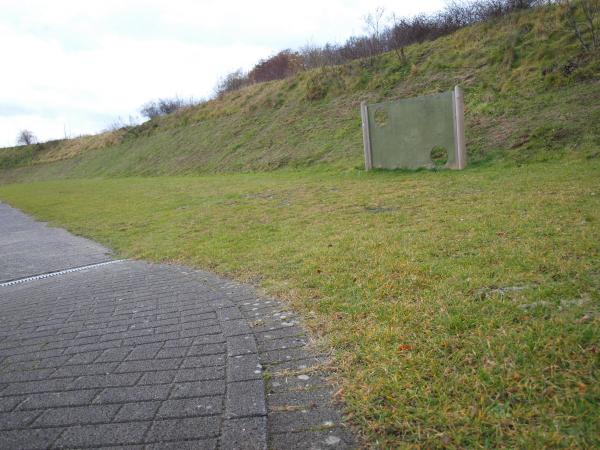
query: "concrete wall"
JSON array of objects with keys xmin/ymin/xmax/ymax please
[{"xmin": 361, "ymin": 86, "xmax": 466, "ymax": 170}]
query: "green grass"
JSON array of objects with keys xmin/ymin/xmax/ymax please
[
  {"xmin": 1, "ymin": 159, "xmax": 598, "ymax": 447},
  {"xmin": 1, "ymin": 3, "xmax": 599, "ymax": 183}
]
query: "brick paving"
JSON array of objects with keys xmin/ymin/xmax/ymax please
[
  {"xmin": 0, "ymin": 203, "xmax": 356, "ymax": 449},
  {"xmin": 0, "ymin": 204, "xmax": 112, "ymax": 283}
]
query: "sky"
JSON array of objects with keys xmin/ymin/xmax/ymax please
[{"xmin": 0, "ymin": 0, "xmax": 445, "ymax": 147}]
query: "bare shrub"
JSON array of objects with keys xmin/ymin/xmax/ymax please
[
  {"xmin": 16, "ymin": 129, "xmax": 36, "ymax": 145},
  {"xmin": 159, "ymin": 98, "xmax": 185, "ymax": 114},
  {"xmin": 215, "ymin": 69, "xmax": 251, "ymax": 96},
  {"xmin": 300, "ymin": 43, "xmax": 346, "ymax": 69},
  {"xmin": 139, "ymin": 102, "xmax": 161, "ymax": 119},
  {"xmin": 139, "ymin": 97, "xmax": 187, "ymax": 119},
  {"xmin": 248, "ymin": 50, "xmax": 304, "ymax": 83}
]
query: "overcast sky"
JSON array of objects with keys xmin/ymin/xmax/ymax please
[{"xmin": 0, "ymin": 0, "xmax": 445, "ymax": 147}]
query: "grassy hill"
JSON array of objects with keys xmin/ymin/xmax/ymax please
[{"xmin": 1, "ymin": 2, "xmax": 599, "ymax": 181}]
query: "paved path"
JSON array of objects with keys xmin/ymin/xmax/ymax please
[
  {"xmin": 0, "ymin": 205, "xmax": 112, "ymax": 283},
  {"xmin": 0, "ymin": 203, "xmax": 356, "ymax": 449}
]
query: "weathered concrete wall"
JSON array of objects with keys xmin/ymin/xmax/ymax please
[{"xmin": 361, "ymin": 86, "xmax": 466, "ymax": 170}]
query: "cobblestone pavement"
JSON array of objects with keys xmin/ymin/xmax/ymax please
[
  {"xmin": 0, "ymin": 204, "xmax": 112, "ymax": 283},
  {"xmin": 0, "ymin": 203, "xmax": 356, "ymax": 449}
]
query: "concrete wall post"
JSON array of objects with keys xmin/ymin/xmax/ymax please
[
  {"xmin": 453, "ymin": 85, "xmax": 467, "ymax": 170},
  {"xmin": 360, "ymin": 101, "xmax": 373, "ymax": 170}
]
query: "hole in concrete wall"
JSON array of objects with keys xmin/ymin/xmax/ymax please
[
  {"xmin": 430, "ymin": 146, "xmax": 449, "ymax": 167},
  {"xmin": 373, "ymin": 108, "xmax": 388, "ymax": 128}
]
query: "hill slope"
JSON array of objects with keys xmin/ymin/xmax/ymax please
[{"xmin": 1, "ymin": 2, "xmax": 599, "ymax": 183}]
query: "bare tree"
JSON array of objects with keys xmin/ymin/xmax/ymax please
[
  {"xmin": 363, "ymin": 7, "xmax": 387, "ymax": 62},
  {"xmin": 17, "ymin": 129, "xmax": 36, "ymax": 145},
  {"xmin": 389, "ymin": 13, "xmax": 411, "ymax": 64}
]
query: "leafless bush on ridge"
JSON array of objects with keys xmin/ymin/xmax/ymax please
[
  {"xmin": 139, "ymin": 96, "xmax": 194, "ymax": 119},
  {"xmin": 215, "ymin": 50, "xmax": 304, "ymax": 96},
  {"xmin": 16, "ymin": 129, "xmax": 36, "ymax": 145},
  {"xmin": 215, "ymin": 69, "xmax": 251, "ymax": 96},
  {"xmin": 248, "ymin": 50, "xmax": 304, "ymax": 83}
]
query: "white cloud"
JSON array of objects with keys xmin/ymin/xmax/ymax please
[{"xmin": 0, "ymin": 0, "xmax": 444, "ymax": 147}]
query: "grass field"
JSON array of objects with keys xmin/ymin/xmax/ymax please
[{"xmin": 1, "ymin": 159, "xmax": 598, "ymax": 447}]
